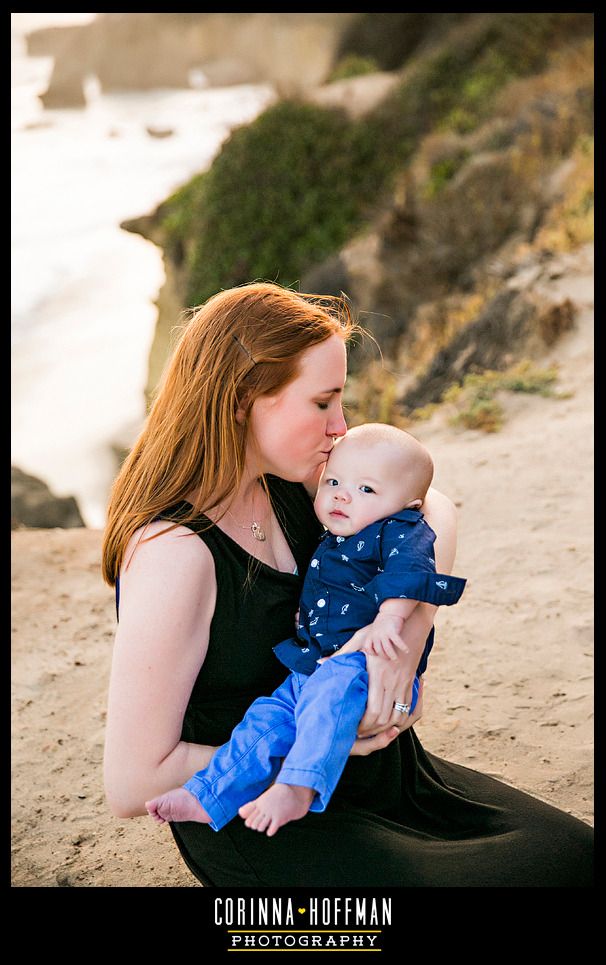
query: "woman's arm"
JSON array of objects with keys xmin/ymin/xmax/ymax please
[
  {"xmin": 325, "ymin": 486, "xmax": 459, "ymax": 739},
  {"xmin": 424, "ymin": 484, "xmax": 458, "ymax": 574},
  {"xmin": 358, "ymin": 485, "xmax": 459, "ymax": 735},
  {"xmin": 103, "ymin": 522, "xmax": 218, "ymax": 818}
]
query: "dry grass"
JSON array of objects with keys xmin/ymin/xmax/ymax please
[
  {"xmin": 345, "ymin": 362, "xmax": 410, "ymax": 428},
  {"xmin": 534, "ymin": 135, "xmax": 594, "ymax": 253},
  {"xmin": 492, "ymin": 36, "xmax": 593, "ymax": 122},
  {"xmin": 400, "ymin": 281, "xmax": 501, "ymax": 377},
  {"xmin": 410, "ymin": 360, "xmax": 567, "ymax": 433}
]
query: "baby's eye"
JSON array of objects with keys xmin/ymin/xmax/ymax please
[
  {"xmin": 359, "ymin": 485, "xmax": 375, "ymax": 494},
  {"xmin": 326, "ymin": 478, "xmax": 338, "ymax": 487},
  {"xmin": 316, "ymin": 402, "xmax": 329, "ymax": 410}
]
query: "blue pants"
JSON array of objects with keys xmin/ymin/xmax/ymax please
[{"xmin": 183, "ymin": 652, "xmax": 420, "ymax": 831}]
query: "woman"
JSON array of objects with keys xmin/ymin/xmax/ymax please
[{"xmin": 102, "ymin": 282, "xmax": 593, "ymax": 887}]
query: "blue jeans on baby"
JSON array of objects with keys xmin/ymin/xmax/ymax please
[{"xmin": 182, "ymin": 652, "xmax": 420, "ymax": 831}]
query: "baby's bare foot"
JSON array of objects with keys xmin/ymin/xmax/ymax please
[
  {"xmin": 239, "ymin": 784, "xmax": 315, "ymax": 837},
  {"xmin": 145, "ymin": 787, "xmax": 211, "ymax": 825}
]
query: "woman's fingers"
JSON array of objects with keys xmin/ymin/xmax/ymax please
[
  {"xmin": 388, "ymin": 671, "xmax": 423, "ymax": 727},
  {"xmin": 363, "ymin": 674, "xmax": 403, "ymax": 732},
  {"xmin": 353, "ymin": 680, "xmax": 424, "ymax": 752},
  {"xmin": 395, "ymin": 678, "xmax": 424, "ymax": 732},
  {"xmin": 352, "ymin": 651, "xmax": 427, "ymax": 736},
  {"xmin": 349, "ymin": 727, "xmax": 399, "ymax": 756},
  {"xmin": 385, "ymin": 687, "xmax": 405, "ymax": 729},
  {"xmin": 358, "ymin": 674, "xmax": 424, "ymax": 735},
  {"xmin": 357, "ymin": 670, "xmax": 384, "ymax": 732}
]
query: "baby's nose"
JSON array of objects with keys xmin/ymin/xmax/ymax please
[{"xmin": 334, "ymin": 488, "xmax": 351, "ymax": 502}]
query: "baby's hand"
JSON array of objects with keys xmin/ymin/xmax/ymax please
[{"xmin": 359, "ymin": 613, "xmax": 410, "ymax": 661}]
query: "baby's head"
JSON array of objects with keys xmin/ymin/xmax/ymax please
[{"xmin": 314, "ymin": 423, "xmax": 434, "ymax": 537}]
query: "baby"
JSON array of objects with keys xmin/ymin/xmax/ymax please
[{"xmin": 146, "ymin": 423, "xmax": 466, "ymax": 836}]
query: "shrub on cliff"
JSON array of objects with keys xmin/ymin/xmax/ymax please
[
  {"xmin": 327, "ymin": 55, "xmax": 379, "ymax": 83},
  {"xmin": 160, "ymin": 101, "xmax": 387, "ymax": 307}
]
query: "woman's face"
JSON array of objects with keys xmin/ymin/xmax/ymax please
[{"xmin": 247, "ymin": 333, "xmax": 348, "ymax": 482}]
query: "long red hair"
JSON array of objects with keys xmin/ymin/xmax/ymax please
[{"xmin": 102, "ymin": 282, "xmax": 364, "ymax": 586}]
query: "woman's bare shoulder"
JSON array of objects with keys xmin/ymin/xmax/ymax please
[
  {"xmin": 122, "ymin": 520, "xmax": 214, "ymax": 576},
  {"xmin": 118, "ymin": 522, "xmax": 217, "ymax": 622},
  {"xmin": 117, "ymin": 519, "xmax": 217, "ymax": 638}
]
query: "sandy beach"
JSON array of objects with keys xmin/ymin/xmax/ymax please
[{"xmin": 11, "ymin": 246, "xmax": 593, "ymax": 887}]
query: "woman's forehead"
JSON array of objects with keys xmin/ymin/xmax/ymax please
[{"xmin": 297, "ymin": 335, "xmax": 347, "ymax": 383}]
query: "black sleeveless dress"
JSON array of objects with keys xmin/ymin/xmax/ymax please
[{"xmin": 158, "ymin": 475, "xmax": 592, "ymax": 887}]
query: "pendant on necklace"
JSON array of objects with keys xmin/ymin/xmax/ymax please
[{"xmin": 251, "ymin": 522, "xmax": 266, "ymax": 541}]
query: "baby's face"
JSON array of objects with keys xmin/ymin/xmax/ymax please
[{"xmin": 314, "ymin": 440, "xmax": 417, "ymax": 537}]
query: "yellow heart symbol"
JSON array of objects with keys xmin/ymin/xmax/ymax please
[{"xmin": 298, "ymin": 908, "xmax": 306, "ymax": 914}]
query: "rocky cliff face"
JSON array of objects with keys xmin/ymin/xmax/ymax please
[
  {"xmin": 299, "ymin": 37, "xmax": 593, "ymax": 402},
  {"xmin": 26, "ymin": 13, "xmax": 358, "ymax": 107},
  {"xmin": 115, "ymin": 18, "xmax": 592, "ymax": 426}
]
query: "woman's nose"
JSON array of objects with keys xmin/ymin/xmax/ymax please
[{"xmin": 328, "ymin": 407, "xmax": 347, "ymax": 439}]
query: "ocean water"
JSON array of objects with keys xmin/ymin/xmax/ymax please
[{"xmin": 11, "ymin": 13, "xmax": 276, "ymax": 527}]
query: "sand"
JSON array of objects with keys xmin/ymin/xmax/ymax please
[{"xmin": 11, "ymin": 246, "xmax": 593, "ymax": 887}]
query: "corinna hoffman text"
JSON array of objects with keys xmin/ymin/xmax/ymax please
[{"xmin": 214, "ymin": 896, "xmax": 392, "ymax": 926}]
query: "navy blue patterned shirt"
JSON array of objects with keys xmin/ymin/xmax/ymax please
[{"xmin": 273, "ymin": 508, "xmax": 466, "ymax": 677}]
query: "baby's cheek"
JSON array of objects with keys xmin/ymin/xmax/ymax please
[{"xmin": 314, "ymin": 493, "xmax": 328, "ymax": 520}]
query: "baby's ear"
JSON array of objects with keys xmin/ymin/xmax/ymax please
[{"xmin": 405, "ymin": 498, "xmax": 423, "ymax": 510}]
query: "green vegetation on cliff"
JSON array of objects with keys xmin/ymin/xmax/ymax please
[
  {"xmin": 156, "ymin": 12, "xmax": 592, "ymax": 313},
  {"xmin": 327, "ymin": 54, "xmax": 379, "ymax": 83},
  {"xmin": 160, "ymin": 101, "xmax": 386, "ymax": 307}
]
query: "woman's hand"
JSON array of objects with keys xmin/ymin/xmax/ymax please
[
  {"xmin": 322, "ymin": 488, "xmax": 458, "ymax": 756},
  {"xmin": 355, "ymin": 649, "xmax": 422, "ymax": 738},
  {"xmin": 319, "ymin": 603, "xmax": 436, "ymax": 743},
  {"xmin": 349, "ymin": 677, "xmax": 424, "ymax": 755}
]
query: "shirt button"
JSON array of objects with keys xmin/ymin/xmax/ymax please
[{"xmin": 317, "ymin": 598, "xmax": 326, "ymax": 607}]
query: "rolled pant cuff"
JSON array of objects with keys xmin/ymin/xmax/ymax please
[
  {"xmin": 182, "ymin": 776, "xmax": 230, "ymax": 832},
  {"xmin": 275, "ymin": 767, "xmax": 330, "ymax": 812}
]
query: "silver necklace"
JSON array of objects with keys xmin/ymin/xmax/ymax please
[{"xmin": 226, "ymin": 484, "xmax": 267, "ymax": 541}]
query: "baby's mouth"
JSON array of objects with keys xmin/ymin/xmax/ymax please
[{"xmin": 329, "ymin": 510, "xmax": 348, "ymax": 518}]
